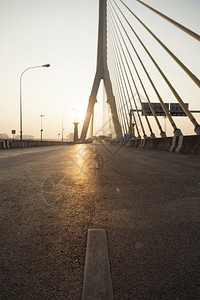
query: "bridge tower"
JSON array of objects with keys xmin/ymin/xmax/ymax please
[{"xmin": 80, "ymin": 0, "xmax": 123, "ymax": 141}]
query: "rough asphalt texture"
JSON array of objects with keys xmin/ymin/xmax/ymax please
[{"xmin": 0, "ymin": 143, "xmax": 200, "ymax": 299}]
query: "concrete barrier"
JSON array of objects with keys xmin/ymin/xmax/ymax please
[
  {"xmin": 0, "ymin": 139, "xmax": 76, "ymax": 150},
  {"xmin": 123, "ymin": 140, "xmax": 132, "ymax": 146},
  {"xmin": 0, "ymin": 140, "xmax": 8, "ymax": 149},
  {"xmin": 20, "ymin": 141, "xmax": 28, "ymax": 148},
  {"xmin": 121, "ymin": 135, "xmax": 200, "ymax": 156},
  {"xmin": 3, "ymin": 140, "xmax": 7, "ymax": 149},
  {"xmin": 6, "ymin": 140, "xmax": 10, "ymax": 148},
  {"xmin": 0, "ymin": 141, "xmax": 5, "ymax": 149},
  {"xmin": 26, "ymin": 141, "xmax": 38, "ymax": 147},
  {"xmin": 177, "ymin": 135, "xmax": 200, "ymax": 155},
  {"xmin": 1, "ymin": 136, "xmax": 199, "ymax": 156},
  {"xmin": 132, "ymin": 139, "xmax": 142, "ymax": 148},
  {"xmin": 143, "ymin": 138, "xmax": 158, "ymax": 150},
  {"xmin": 10, "ymin": 141, "xmax": 22, "ymax": 148},
  {"xmin": 156, "ymin": 137, "xmax": 173, "ymax": 152}
]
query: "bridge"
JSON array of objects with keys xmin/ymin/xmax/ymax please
[
  {"xmin": 1, "ymin": 1, "xmax": 200, "ymax": 299},
  {"xmin": 80, "ymin": 0, "xmax": 200, "ymax": 142}
]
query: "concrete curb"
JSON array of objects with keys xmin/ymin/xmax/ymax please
[{"xmin": 81, "ymin": 229, "xmax": 113, "ymax": 300}]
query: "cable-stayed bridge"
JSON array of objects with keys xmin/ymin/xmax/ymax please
[
  {"xmin": 1, "ymin": 1, "xmax": 200, "ymax": 299},
  {"xmin": 81, "ymin": 0, "xmax": 200, "ymax": 141}
]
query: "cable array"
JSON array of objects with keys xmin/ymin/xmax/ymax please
[{"xmin": 107, "ymin": 0, "xmax": 200, "ymax": 138}]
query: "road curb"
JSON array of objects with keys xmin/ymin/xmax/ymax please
[{"xmin": 81, "ymin": 229, "xmax": 113, "ymax": 300}]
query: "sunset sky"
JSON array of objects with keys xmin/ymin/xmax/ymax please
[{"xmin": 0, "ymin": 0, "xmax": 199, "ymax": 139}]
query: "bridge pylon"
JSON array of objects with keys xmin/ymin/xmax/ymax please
[{"xmin": 80, "ymin": 0, "xmax": 123, "ymax": 141}]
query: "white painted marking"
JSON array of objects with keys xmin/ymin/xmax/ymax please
[
  {"xmin": 169, "ymin": 136, "xmax": 177, "ymax": 152},
  {"xmin": 6, "ymin": 141, "xmax": 10, "ymax": 149},
  {"xmin": 139, "ymin": 139, "xmax": 143, "ymax": 148},
  {"xmin": 141, "ymin": 139, "xmax": 146, "ymax": 149},
  {"xmin": 175, "ymin": 136, "xmax": 183, "ymax": 153},
  {"xmin": 82, "ymin": 229, "xmax": 113, "ymax": 300},
  {"xmin": 2, "ymin": 141, "xmax": 7, "ymax": 149}
]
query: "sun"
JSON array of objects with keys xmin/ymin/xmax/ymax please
[{"xmin": 74, "ymin": 106, "xmax": 86, "ymax": 123}]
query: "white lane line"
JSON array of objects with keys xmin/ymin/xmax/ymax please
[{"xmin": 81, "ymin": 229, "xmax": 113, "ymax": 300}]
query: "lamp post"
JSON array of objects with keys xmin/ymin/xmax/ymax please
[
  {"xmin": 40, "ymin": 114, "xmax": 45, "ymax": 141},
  {"xmin": 62, "ymin": 108, "xmax": 76, "ymax": 141},
  {"xmin": 20, "ymin": 64, "xmax": 50, "ymax": 141}
]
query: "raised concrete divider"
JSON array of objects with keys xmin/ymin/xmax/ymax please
[
  {"xmin": 176, "ymin": 135, "xmax": 200, "ymax": 155},
  {"xmin": 0, "ymin": 141, "xmax": 5, "ymax": 149},
  {"xmin": 123, "ymin": 140, "xmax": 131, "ymax": 146},
  {"xmin": 26, "ymin": 141, "xmax": 38, "ymax": 147},
  {"xmin": 10, "ymin": 141, "xmax": 22, "ymax": 148},
  {"xmin": 136, "ymin": 137, "xmax": 173, "ymax": 152},
  {"xmin": 0, "ymin": 140, "xmax": 10, "ymax": 149},
  {"xmin": 133, "ymin": 139, "xmax": 141, "ymax": 148},
  {"xmin": 3, "ymin": 140, "xmax": 7, "ymax": 149},
  {"xmin": 114, "ymin": 135, "xmax": 200, "ymax": 156},
  {"xmin": 0, "ymin": 139, "xmax": 76, "ymax": 150},
  {"xmin": 81, "ymin": 229, "xmax": 113, "ymax": 300},
  {"xmin": 143, "ymin": 138, "xmax": 158, "ymax": 150},
  {"xmin": 6, "ymin": 140, "xmax": 10, "ymax": 148},
  {"xmin": 156, "ymin": 137, "xmax": 173, "ymax": 151}
]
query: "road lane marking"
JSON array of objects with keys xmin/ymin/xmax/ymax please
[{"xmin": 81, "ymin": 229, "xmax": 113, "ymax": 300}]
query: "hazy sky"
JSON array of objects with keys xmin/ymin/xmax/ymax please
[{"xmin": 0, "ymin": 0, "xmax": 199, "ymax": 139}]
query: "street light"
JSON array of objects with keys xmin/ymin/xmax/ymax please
[
  {"xmin": 20, "ymin": 64, "xmax": 50, "ymax": 141},
  {"xmin": 62, "ymin": 108, "xmax": 76, "ymax": 141},
  {"xmin": 40, "ymin": 114, "xmax": 45, "ymax": 141}
]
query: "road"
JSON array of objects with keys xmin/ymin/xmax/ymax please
[{"xmin": 1, "ymin": 143, "xmax": 200, "ymax": 299}]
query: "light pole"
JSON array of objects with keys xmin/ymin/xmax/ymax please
[
  {"xmin": 20, "ymin": 64, "xmax": 50, "ymax": 141},
  {"xmin": 40, "ymin": 114, "xmax": 45, "ymax": 141},
  {"xmin": 62, "ymin": 108, "xmax": 76, "ymax": 141}
]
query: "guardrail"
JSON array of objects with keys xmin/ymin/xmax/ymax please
[
  {"xmin": 110, "ymin": 135, "xmax": 200, "ymax": 156},
  {"xmin": 0, "ymin": 139, "xmax": 76, "ymax": 149}
]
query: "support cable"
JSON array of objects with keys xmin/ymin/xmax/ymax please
[
  {"xmin": 108, "ymin": 19, "xmax": 128, "ymax": 134},
  {"xmin": 109, "ymin": 54, "xmax": 126, "ymax": 135},
  {"xmin": 110, "ymin": 13, "xmax": 147, "ymax": 138},
  {"xmin": 109, "ymin": 6, "xmax": 155, "ymax": 138},
  {"xmin": 114, "ymin": 60, "xmax": 129, "ymax": 134},
  {"xmin": 109, "ymin": 0, "xmax": 171, "ymax": 136},
  {"xmin": 110, "ymin": 32, "xmax": 136, "ymax": 135},
  {"xmin": 112, "ymin": 0, "xmax": 200, "ymax": 135},
  {"xmin": 109, "ymin": 4, "xmax": 164, "ymax": 137},
  {"xmin": 136, "ymin": 0, "xmax": 200, "ymax": 42},
  {"xmin": 110, "ymin": 0, "xmax": 181, "ymax": 136},
  {"xmin": 114, "ymin": 76, "xmax": 126, "ymax": 135},
  {"xmin": 110, "ymin": 23, "xmax": 141, "ymax": 137},
  {"xmin": 119, "ymin": 0, "xmax": 200, "ymax": 88}
]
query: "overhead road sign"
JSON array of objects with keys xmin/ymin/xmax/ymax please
[
  {"xmin": 170, "ymin": 103, "xmax": 188, "ymax": 116},
  {"xmin": 141, "ymin": 103, "xmax": 189, "ymax": 116},
  {"xmin": 142, "ymin": 103, "xmax": 169, "ymax": 116}
]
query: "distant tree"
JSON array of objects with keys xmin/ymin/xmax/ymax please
[{"xmin": 0, "ymin": 133, "xmax": 9, "ymax": 139}]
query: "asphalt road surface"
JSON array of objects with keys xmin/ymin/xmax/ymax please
[{"xmin": 1, "ymin": 143, "xmax": 200, "ymax": 300}]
